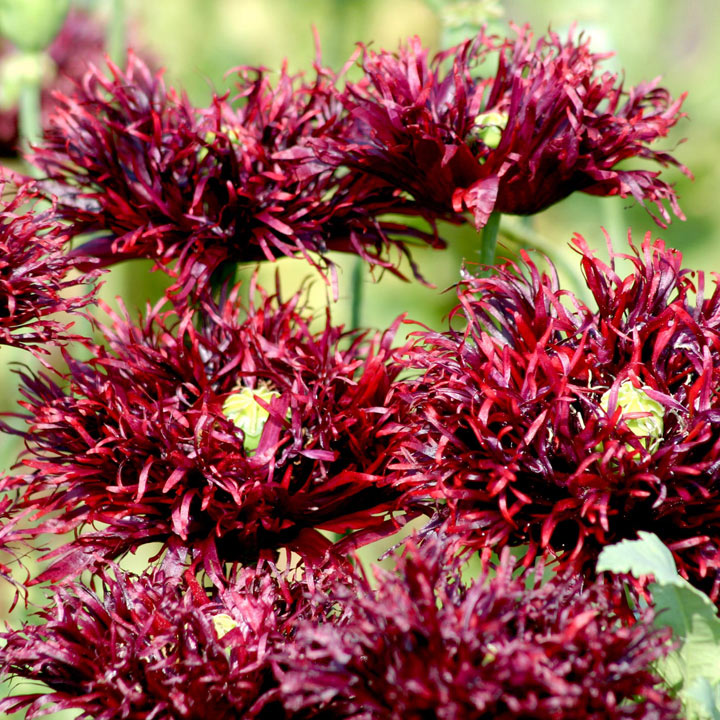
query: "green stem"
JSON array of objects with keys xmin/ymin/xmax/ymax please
[
  {"xmin": 350, "ymin": 256, "xmax": 363, "ymax": 330},
  {"xmin": 209, "ymin": 261, "xmax": 239, "ymax": 305},
  {"xmin": 480, "ymin": 210, "xmax": 501, "ymax": 272},
  {"xmin": 19, "ymin": 78, "xmax": 42, "ymax": 171},
  {"xmin": 499, "ymin": 215, "xmax": 592, "ymax": 306},
  {"xmin": 108, "ymin": 0, "xmax": 127, "ymax": 67}
]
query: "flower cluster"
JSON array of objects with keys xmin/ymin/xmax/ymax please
[
  {"xmin": 0, "ymin": 15, "xmax": 700, "ymax": 720},
  {"xmin": 0, "ymin": 475, "xmax": 23, "ymax": 582},
  {"xmin": 394, "ymin": 234, "xmax": 720, "ymax": 597},
  {"xmin": 29, "ymin": 25, "xmax": 689, "ymax": 293},
  {"xmin": 0, "ymin": 179, "xmax": 97, "ymax": 351},
  {"xmin": 276, "ymin": 540, "xmax": 679, "ymax": 719},
  {"xmin": 32, "ymin": 52, "xmax": 440, "ymax": 293},
  {"xmin": 12, "ymin": 284, "xmax": 406, "ymax": 582},
  {"xmin": 0, "ymin": 539, "xmax": 679, "ymax": 720}
]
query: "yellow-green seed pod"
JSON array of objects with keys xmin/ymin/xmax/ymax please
[
  {"xmin": 0, "ymin": 0, "xmax": 70, "ymax": 53},
  {"xmin": 197, "ymin": 126, "xmax": 241, "ymax": 162},
  {"xmin": 600, "ymin": 381, "xmax": 664, "ymax": 450},
  {"xmin": 222, "ymin": 385, "xmax": 279, "ymax": 454},
  {"xmin": 212, "ymin": 613, "xmax": 239, "ymax": 640},
  {"xmin": 469, "ymin": 110, "xmax": 508, "ymax": 150}
]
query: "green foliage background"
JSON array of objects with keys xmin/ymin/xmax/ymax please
[{"xmin": 0, "ymin": 0, "xmax": 715, "ymax": 715}]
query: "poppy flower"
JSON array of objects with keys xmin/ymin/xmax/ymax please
[
  {"xmin": 11, "ymin": 284, "xmax": 406, "ymax": 583},
  {"xmin": 31, "ymin": 52, "xmax": 441, "ymax": 294},
  {"xmin": 0, "ymin": 561, "xmax": 321, "ymax": 720},
  {"xmin": 276, "ymin": 539, "xmax": 678, "ymax": 719},
  {"xmin": 394, "ymin": 233, "xmax": 720, "ymax": 599},
  {"xmin": 331, "ymin": 25, "xmax": 690, "ymax": 229},
  {"xmin": 0, "ymin": 179, "xmax": 98, "ymax": 351}
]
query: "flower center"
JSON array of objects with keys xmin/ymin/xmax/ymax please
[
  {"xmin": 222, "ymin": 384, "xmax": 279, "ymax": 453},
  {"xmin": 468, "ymin": 110, "xmax": 508, "ymax": 150},
  {"xmin": 600, "ymin": 381, "xmax": 664, "ymax": 448},
  {"xmin": 197, "ymin": 126, "xmax": 242, "ymax": 161},
  {"xmin": 212, "ymin": 613, "xmax": 239, "ymax": 640}
]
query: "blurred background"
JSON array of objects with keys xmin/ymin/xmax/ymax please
[{"xmin": 0, "ymin": 0, "xmax": 713, "ymax": 714}]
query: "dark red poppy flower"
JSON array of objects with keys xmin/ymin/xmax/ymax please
[
  {"xmin": 0, "ymin": 561, "xmax": 321, "ymax": 720},
  {"xmin": 0, "ymin": 180, "xmax": 98, "ymax": 351},
  {"xmin": 394, "ymin": 234, "xmax": 720, "ymax": 599},
  {"xmin": 31, "ymin": 51, "xmax": 441, "ymax": 293},
  {"xmin": 0, "ymin": 8, "xmax": 106, "ymax": 155},
  {"xmin": 331, "ymin": 25, "xmax": 690, "ymax": 229},
  {"xmin": 11, "ymin": 284, "xmax": 406, "ymax": 583},
  {"xmin": 276, "ymin": 539, "xmax": 678, "ymax": 719}
]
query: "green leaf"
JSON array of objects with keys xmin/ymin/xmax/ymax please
[
  {"xmin": 652, "ymin": 581, "xmax": 720, "ymax": 688},
  {"xmin": 597, "ymin": 532, "xmax": 720, "ymax": 718},
  {"xmin": 596, "ymin": 530, "xmax": 680, "ymax": 584},
  {"xmin": 685, "ymin": 677, "xmax": 720, "ymax": 720}
]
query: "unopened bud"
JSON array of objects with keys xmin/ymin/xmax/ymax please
[
  {"xmin": 0, "ymin": 0, "xmax": 70, "ymax": 53},
  {"xmin": 0, "ymin": 51, "xmax": 53, "ymax": 108}
]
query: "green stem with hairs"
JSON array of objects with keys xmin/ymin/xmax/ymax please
[
  {"xmin": 350, "ymin": 256, "xmax": 364, "ymax": 330},
  {"xmin": 209, "ymin": 260, "xmax": 239, "ymax": 305},
  {"xmin": 480, "ymin": 210, "xmax": 501, "ymax": 272},
  {"xmin": 108, "ymin": 0, "xmax": 127, "ymax": 67},
  {"xmin": 19, "ymin": 78, "xmax": 42, "ymax": 167}
]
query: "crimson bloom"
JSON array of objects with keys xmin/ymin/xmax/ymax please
[
  {"xmin": 331, "ymin": 25, "xmax": 690, "ymax": 229},
  {"xmin": 276, "ymin": 539, "xmax": 678, "ymax": 719},
  {"xmin": 0, "ymin": 180, "xmax": 97, "ymax": 351},
  {"xmin": 31, "ymin": 51, "xmax": 440, "ymax": 293},
  {"xmin": 10, "ymin": 284, "xmax": 405, "ymax": 583},
  {"xmin": 0, "ymin": 561, "xmax": 321, "ymax": 720},
  {"xmin": 394, "ymin": 234, "xmax": 720, "ymax": 599}
]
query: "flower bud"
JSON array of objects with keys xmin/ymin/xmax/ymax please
[
  {"xmin": 0, "ymin": 0, "xmax": 70, "ymax": 53},
  {"xmin": 222, "ymin": 385, "xmax": 279, "ymax": 454}
]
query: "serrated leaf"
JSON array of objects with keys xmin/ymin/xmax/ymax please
[
  {"xmin": 652, "ymin": 581, "xmax": 720, "ymax": 687},
  {"xmin": 596, "ymin": 531, "xmax": 680, "ymax": 584},
  {"xmin": 597, "ymin": 532, "xmax": 720, "ymax": 717}
]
